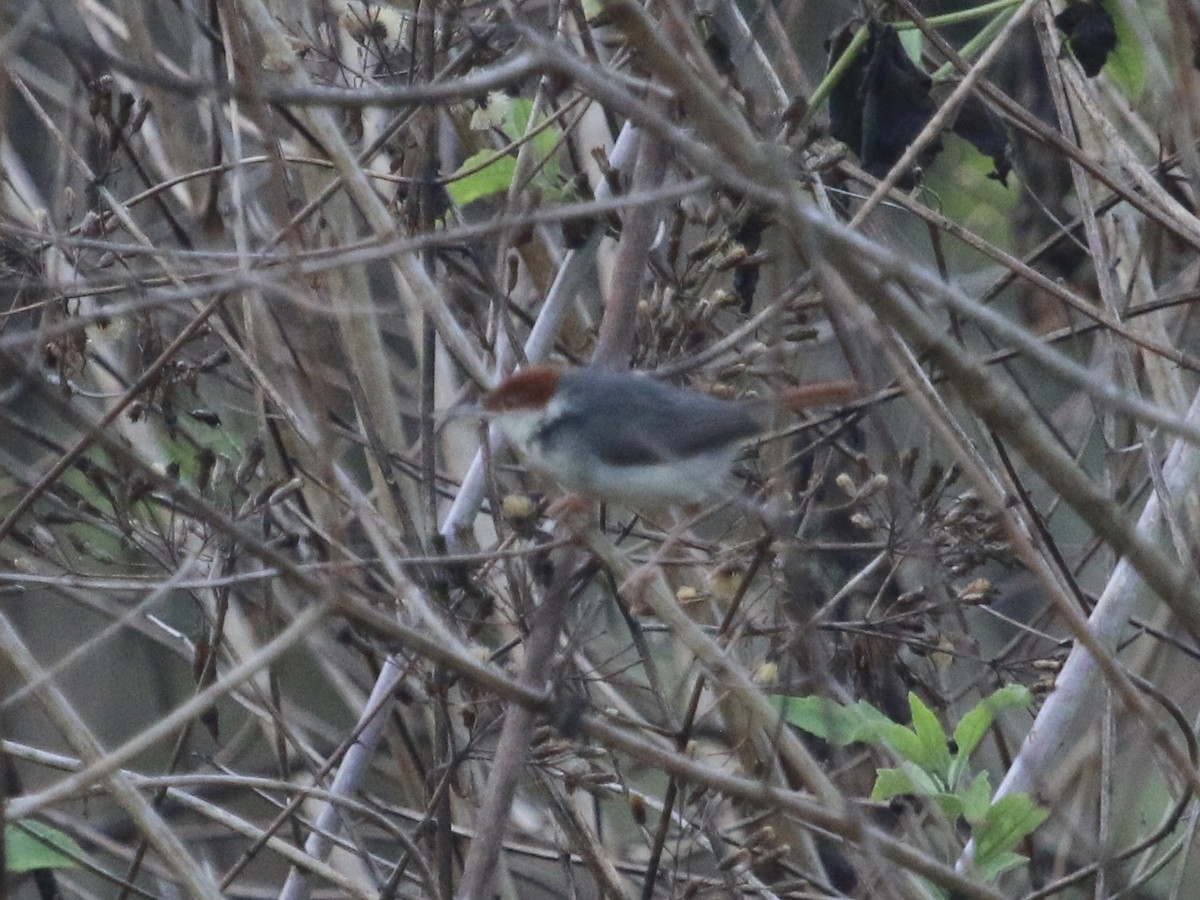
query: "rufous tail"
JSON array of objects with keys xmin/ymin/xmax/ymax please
[{"xmin": 777, "ymin": 380, "xmax": 864, "ymax": 411}]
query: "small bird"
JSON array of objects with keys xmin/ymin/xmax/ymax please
[{"xmin": 483, "ymin": 365, "xmax": 860, "ymax": 506}]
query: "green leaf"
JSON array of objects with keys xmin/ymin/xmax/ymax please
[
  {"xmin": 871, "ymin": 766, "xmax": 921, "ymax": 802},
  {"xmin": 931, "ymin": 791, "xmax": 964, "ymax": 820},
  {"xmin": 769, "ymin": 695, "xmax": 891, "ymax": 745},
  {"xmin": 978, "ymin": 850, "xmax": 1029, "ymax": 882},
  {"xmin": 1101, "ymin": 0, "xmax": 1146, "ymax": 99},
  {"xmin": 973, "ymin": 792, "xmax": 1049, "ymax": 870},
  {"xmin": 495, "ymin": 97, "xmax": 565, "ymax": 197},
  {"xmin": 5, "ymin": 821, "xmax": 83, "ymax": 873},
  {"xmin": 898, "ymin": 28, "xmax": 924, "ymax": 68},
  {"xmin": 506, "ymin": 98, "xmax": 561, "ymax": 164},
  {"xmin": 960, "ymin": 771, "xmax": 993, "ymax": 825},
  {"xmin": 909, "ymin": 693, "xmax": 951, "ymax": 779},
  {"xmin": 987, "ymin": 683, "xmax": 1034, "ymax": 710},
  {"xmin": 871, "ymin": 761, "xmax": 941, "ymax": 802},
  {"xmin": 451, "ymin": 94, "xmax": 568, "ymax": 206},
  {"xmin": 446, "ymin": 152, "xmax": 518, "ymax": 207},
  {"xmin": 952, "ymin": 706, "xmax": 991, "ymax": 764},
  {"xmin": 866, "ymin": 694, "xmax": 945, "ymax": 774},
  {"xmin": 950, "ymin": 685, "xmax": 1031, "ymax": 787},
  {"xmin": 871, "ymin": 720, "xmax": 921, "ymax": 766},
  {"xmin": 771, "ymin": 695, "xmax": 842, "ymax": 741}
]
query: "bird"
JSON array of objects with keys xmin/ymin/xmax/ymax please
[{"xmin": 482, "ymin": 365, "xmax": 860, "ymax": 506}]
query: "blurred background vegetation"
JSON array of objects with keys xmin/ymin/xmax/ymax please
[{"xmin": 1, "ymin": 0, "xmax": 1199, "ymax": 897}]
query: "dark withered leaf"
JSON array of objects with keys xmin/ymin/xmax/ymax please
[
  {"xmin": 860, "ymin": 21, "xmax": 941, "ymax": 180},
  {"xmin": 200, "ymin": 707, "xmax": 220, "ymax": 741},
  {"xmin": 1160, "ymin": 170, "xmax": 1196, "ymax": 216},
  {"xmin": 934, "ymin": 84, "xmax": 1012, "ymax": 186},
  {"xmin": 826, "ymin": 23, "xmax": 870, "ymax": 156},
  {"xmin": 732, "ymin": 211, "xmax": 768, "ymax": 312},
  {"xmin": 733, "ymin": 210, "xmax": 768, "ymax": 253},
  {"xmin": 704, "ymin": 30, "xmax": 734, "ymax": 78},
  {"xmin": 733, "ymin": 265, "xmax": 759, "ymax": 313},
  {"xmin": 1054, "ymin": 1, "xmax": 1117, "ymax": 77},
  {"xmin": 561, "ymin": 217, "xmax": 593, "ymax": 249},
  {"xmin": 189, "ymin": 408, "xmax": 221, "ymax": 428}
]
